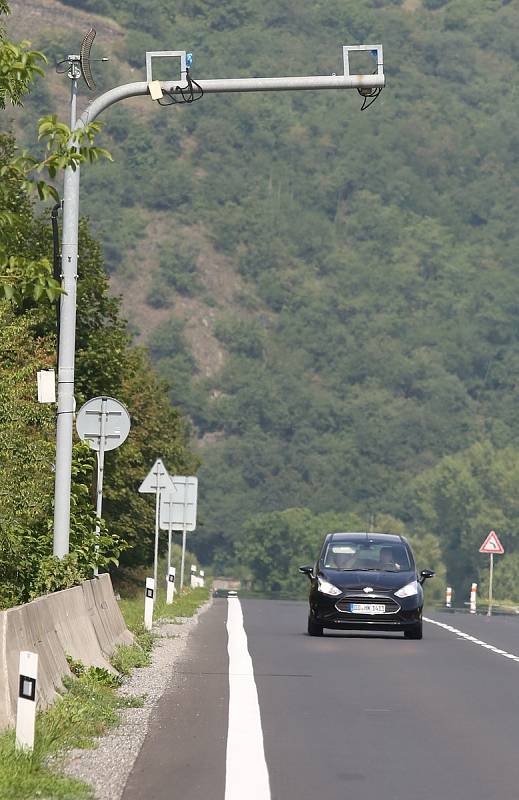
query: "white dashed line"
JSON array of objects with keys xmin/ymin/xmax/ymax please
[
  {"xmin": 423, "ymin": 616, "xmax": 519, "ymax": 663},
  {"xmin": 225, "ymin": 597, "xmax": 271, "ymax": 800}
]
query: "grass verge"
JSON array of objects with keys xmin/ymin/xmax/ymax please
[
  {"xmin": 118, "ymin": 585, "xmax": 210, "ymax": 631},
  {"xmin": 0, "ymin": 667, "xmax": 141, "ymax": 800},
  {"xmin": 0, "ymin": 585, "xmax": 209, "ymax": 799}
]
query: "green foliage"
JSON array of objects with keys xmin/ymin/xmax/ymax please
[
  {"xmin": 0, "ymin": 116, "xmax": 113, "ymax": 216},
  {"xmin": 479, "ymin": 553, "xmax": 519, "ymax": 605},
  {"xmin": 0, "ymin": 254, "xmax": 62, "ymax": 305},
  {"xmin": 214, "ymin": 316, "xmax": 265, "ymax": 359},
  {"xmin": 406, "ymin": 442, "xmax": 519, "ymax": 598},
  {"xmin": 110, "ymin": 640, "xmax": 151, "ymax": 675},
  {"xmin": 234, "ymin": 508, "xmax": 365, "ymax": 594},
  {"xmin": 0, "ymin": 2, "xmax": 46, "ymax": 109}
]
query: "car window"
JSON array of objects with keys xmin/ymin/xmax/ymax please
[{"xmin": 323, "ymin": 541, "xmax": 412, "ymax": 572}]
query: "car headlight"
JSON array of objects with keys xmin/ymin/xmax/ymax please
[
  {"xmin": 395, "ymin": 580, "xmax": 419, "ymax": 598},
  {"xmin": 317, "ymin": 576, "xmax": 342, "ymax": 596}
]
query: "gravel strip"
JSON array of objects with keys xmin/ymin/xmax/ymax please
[{"xmin": 63, "ymin": 599, "xmax": 212, "ymax": 800}]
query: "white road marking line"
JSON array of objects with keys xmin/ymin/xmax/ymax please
[
  {"xmin": 424, "ymin": 616, "xmax": 519, "ymax": 663},
  {"xmin": 225, "ymin": 598, "xmax": 271, "ymax": 800}
]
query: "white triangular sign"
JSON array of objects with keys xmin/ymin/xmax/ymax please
[
  {"xmin": 139, "ymin": 458, "xmax": 174, "ymax": 494},
  {"xmin": 479, "ymin": 530, "xmax": 504, "ymax": 554}
]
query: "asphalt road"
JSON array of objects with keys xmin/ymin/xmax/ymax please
[{"xmin": 123, "ymin": 600, "xmax": 519, "ymax": 800}]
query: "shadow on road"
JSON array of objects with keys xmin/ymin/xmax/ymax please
[{"xmin": 303, "ymin": 631, "xmax": 406, "ymax": 640}]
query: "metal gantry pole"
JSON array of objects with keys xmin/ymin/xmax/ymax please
[
  {"xmin": 53, "ymin": 72, "xmax": 80, "ymax": 558},
  {"xmin": 52, "ymin": 51, "xmax": 384, "ymax": 558}
]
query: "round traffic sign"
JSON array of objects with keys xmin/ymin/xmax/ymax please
[{"xmin": 76, "ymin": 396, "xmax": 131, "ymax": 452}]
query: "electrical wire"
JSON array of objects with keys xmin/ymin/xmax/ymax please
[
  {"xmin": 358, "ymin": 86, "xmax": 382, "ymax": 111},
  {"xmin": 157, "ymin": 68, "xmax": 204, "ymax": 106}
]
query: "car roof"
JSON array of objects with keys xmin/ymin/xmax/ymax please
[{"xmin": 323, "ymin": 531, "xmax": 408, "ymax": 545}]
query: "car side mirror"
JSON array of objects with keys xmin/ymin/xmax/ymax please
[
  {"xmin": 299, "ymin": 565, "xmax": 313, "ymax": 578},
  {"xmin": 420, "ymin": 569, "xmax": 435, "ymax": 585}
]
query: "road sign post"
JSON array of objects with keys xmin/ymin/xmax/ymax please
[
  {"xmin": 160, "ymin": 491, "xmax": 177, "ymax": 595},
  {"xmin": 139, "ymin": 458, "xmax": 175, "ymax": 598},
  {"xmin": 479, "ymin": 530, "xmax": 505, "ymax": 617},
  {"xmin": 159, "ymin": 476, "xmax": 198, "ymax": 590},
  {"xmin": 76, "ymin": 396, "xmax": 131, "ymax": 576}
]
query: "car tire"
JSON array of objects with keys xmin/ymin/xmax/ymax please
[
  {"xmin": 308, "ymin": 616, "xmax": 324, "ymax": 636},
  {"xmin": 404, "ymin": 623, "xmax": 423, "ymax": 640}
]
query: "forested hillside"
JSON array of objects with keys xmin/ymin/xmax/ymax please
[{"xmin": 6, "ymin": 0, "xmax": 519, "ymax": 598}]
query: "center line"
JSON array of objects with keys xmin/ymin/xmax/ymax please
[
  {"xmin": 424, "ymin": 616, "xmax": 519, "ymax": 663},
  {"xmin": 225, "ymin": 597, "xmax": 271, "ymax": 800}
]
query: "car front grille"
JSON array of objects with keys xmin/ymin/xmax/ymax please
[{"xmin": 335, "ymin": 596, "xmax": 400, "ymax": 615}]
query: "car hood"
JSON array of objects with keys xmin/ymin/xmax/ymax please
[{"xmin": 320, "ymin": 568, "xmax": 416, "ymax": 593}]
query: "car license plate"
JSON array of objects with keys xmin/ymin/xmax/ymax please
[{"xmin": 350, "ymin": 603, "xmax": 386, "ymax": 615}]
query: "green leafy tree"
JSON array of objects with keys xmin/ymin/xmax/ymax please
[
  {"xmin": 407, "ymin": 442, "xmax": 519, "ymax": 599},
  {"xmin": 234, "ymin": 508, "xmax": 364, "ymax": 595}
]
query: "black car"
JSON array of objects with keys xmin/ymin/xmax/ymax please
[{"xmin": 300, "ymin": 532, "xmax": 434, "ymax": 639}]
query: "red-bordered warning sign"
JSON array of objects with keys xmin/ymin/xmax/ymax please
[{"xmin": 479, "ymin": 530, "xmax": 504, "ymax": 554}]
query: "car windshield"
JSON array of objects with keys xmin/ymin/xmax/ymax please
[{"xmin": 323, "ymin": 541, "xmax": 412, "ymax": 572}]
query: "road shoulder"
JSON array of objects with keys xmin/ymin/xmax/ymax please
[{"xmin": 63, "ymin": 598, "xmax": 213, "ymax": 800}]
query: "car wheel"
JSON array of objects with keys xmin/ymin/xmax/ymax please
[
  {"xmin": 308, "ymin": 616, "xmax": 324, "ymax": 636},
  {"xmin": 404, "ymin": 623, "xmax": 423, "ymax": 640}
]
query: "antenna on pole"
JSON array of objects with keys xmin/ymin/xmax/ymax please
[
  {"xmin": 55, "ymin": 28, "xmax": 108, "ymax": 89},
  {"xmin": 80, "ymin": 28, "xmax": 97, "ymax": 90}
]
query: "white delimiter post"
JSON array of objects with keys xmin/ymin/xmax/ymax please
[
  {"xmin": 15, "ymin": 651, "xmax": 38, "ymax": 751},
  {"xmin": 470, "ymin": 582, "xmax": 477, "ymax": 614},
  {"xmin": 144, "ymin": 577, "xmax": 155, "ymax": 630},
  {"xmin": 52, "ymin": 49, "xmax": 384, "ymax": 558},
  {"xmin": 166, "ymin": 566, "xmax": 176, "ymax": 604}
]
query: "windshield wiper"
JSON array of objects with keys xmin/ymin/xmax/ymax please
[{"xmin": 337, "ymin": 568, "xmax": 382, "ymax": 572}]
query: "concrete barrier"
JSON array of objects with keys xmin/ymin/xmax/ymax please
[{"xmin": 0, "ymin": 573, "xmax": 133, "ymax": 730}]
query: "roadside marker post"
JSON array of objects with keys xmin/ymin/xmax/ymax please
[
  {"xmin": 76, "ymin": 396, "xmax": 131, "ymax": 576},
  {"xmin": 139, "ymin": 459, "xmax": 175, "ymax": 601},
  {"xmin": 445, "ymin": 586, "xmax": 452, "ymax": 608},
  {"xmin": 200, "ymin": 569, "xmax": 205, "ymax": 587},
  {"xmin": 144, "ymin": 577, "xmax": 155, "ymax": 630},
  {"xmin": 166, "ymin": 566, "xmax": 176, "ymax": 605},
  {"xmin": 479, "ymin": 530, "xmax": 505, "ymax": 617},
  {"xmin": 15, "ymin": 651, "xmax": 38, "ymax": 752},
  {"xmin": 469, "ymin": 582, "xmax": 477, "ymax": 614}
]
